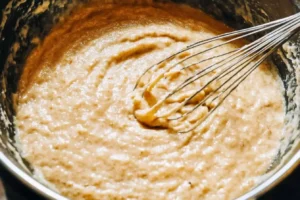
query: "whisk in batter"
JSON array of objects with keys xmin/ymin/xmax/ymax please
[
  {"xmin": 15, "ymin": 2, "xmax": 284, "ymax": 200},
  {"xmin": 133, "ymin": 12, "xmax": 300, "ymax": 133}
]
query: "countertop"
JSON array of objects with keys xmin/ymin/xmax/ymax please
[{"xmin": 0, "ymin": 164, "xmax": 299, "ymax": 200}]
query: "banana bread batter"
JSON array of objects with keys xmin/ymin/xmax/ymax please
[{"xmin": 15, "ymin": 2, "xmax": 284, "ymax": 200}]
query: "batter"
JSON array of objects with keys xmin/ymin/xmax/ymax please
[{"xmin": 15, "ymin": 1, "xmax": 284, "ymax": 200}]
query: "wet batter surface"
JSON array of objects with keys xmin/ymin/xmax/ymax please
[{"xmin": 15, "ymin": 2, "xmax": 284, "ymax": 200}]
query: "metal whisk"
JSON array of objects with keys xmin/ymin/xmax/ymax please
[{"xmin": 133, "ymin": 13, "xmax": 300, "ymax": 133}]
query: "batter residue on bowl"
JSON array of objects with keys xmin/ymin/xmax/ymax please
[{"xmin": 15, "ymin": 1, "xmax": 284, "ymax": 200}]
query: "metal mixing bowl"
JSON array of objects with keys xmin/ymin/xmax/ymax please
[{"xmin": 0, "ymin": 0, "xmax": 299, "ymax": 199}]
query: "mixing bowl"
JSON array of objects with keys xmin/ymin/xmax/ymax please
[{"xmin": 0, "ymin": 0, "xmax": 299, "ymax": 199}]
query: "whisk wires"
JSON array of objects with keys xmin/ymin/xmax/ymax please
[{"xmin": 133, "ymin": 13, "xmax": 300, "ymax": 133}]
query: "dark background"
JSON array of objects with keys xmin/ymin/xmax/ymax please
[{"xmin": 0, "ymin": 164, "xmax": 299, "ymax": 200}]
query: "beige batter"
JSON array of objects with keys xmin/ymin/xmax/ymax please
[{"xmin": 16, "ymin": 2, "xmax": 284, "ymax": 200}]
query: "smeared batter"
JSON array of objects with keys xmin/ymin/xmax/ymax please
[{"xmin": 16, "ymin": 2, "xmax": 284, "ymax": 200}]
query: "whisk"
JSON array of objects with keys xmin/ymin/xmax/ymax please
[{"xmin": 133, "ymin": 12, "xmax": 300, "ymax": 133}]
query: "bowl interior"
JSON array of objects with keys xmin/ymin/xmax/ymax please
[{"xmin": 0, "ymin": 0, "xmax": 299, "ymax": 199}]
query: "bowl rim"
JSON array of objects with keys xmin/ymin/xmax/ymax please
[
  {"xmin": 0, "ymin": 152, "xmax": 67, "ymax": 200},
  {"xmin": 0, "ymin": 146, "xmax": 299, "ymax": 200},
  {"xmin": 237, "ymin": 149, "xmax": 300, "ymax": 199}
]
